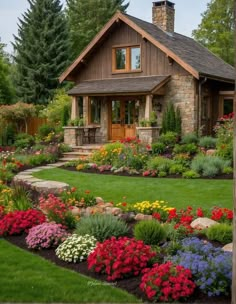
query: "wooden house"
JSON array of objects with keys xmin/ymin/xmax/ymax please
[{"xmin": 60, "ymin": 1, "xmax": 235, "ymax": 145}]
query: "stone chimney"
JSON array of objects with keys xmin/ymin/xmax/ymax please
[{"xmin": 152, "ymin": 1, "xmax": 175, "ymax": 33}]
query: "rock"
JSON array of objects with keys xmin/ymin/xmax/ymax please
[
  {"xmin": 206, "ymin": 149, "xmax": 216, "ymax": 156},
  {"xmin": 190, "ymin": 217, "xmax": 219, "ymax": 230},
  {"xmin": 105, "ymin": 207, "xmax": 122, "ymax": 216},
  {"xmin": 32, "ymin": 180, "xmax": 69, "ymax": 195},
  {"xmin": 84, "ymin": 206, "xmax": 103, "ymax": 216},
  {"xmin": 96, "ymin": 197, "xmax": 104, "ymax": 204},
  {"xmin": 222, "ymin": 243, "xmax": 233, "ymax": 252},
  {"xmin": 134, "ymin": 213, "xmax": 153, "ymax": 221},
  {"xmin": 114, "ymin": 167, "xmax": 124, "ymax": 174},
  {"xmin": 70, "ymin": 206, "xmax": 81, "ymax": 216}
]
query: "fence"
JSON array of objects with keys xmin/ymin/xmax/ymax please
[{"xmin": 27, "ymin": 117, "xmax": 47, "ymax": 135}]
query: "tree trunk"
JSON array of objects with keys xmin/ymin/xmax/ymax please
[{"xmin": 232, "ymin": 1, "xmax": 236, "ymax": 303}]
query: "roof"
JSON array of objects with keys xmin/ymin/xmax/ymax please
[
  {"xmin": 60, "ymin": 11, "xmax": 235, "ymax": 83},
  {"xmin": 67, "ymin": 76, "xmax": 170, "ymax": 95}
]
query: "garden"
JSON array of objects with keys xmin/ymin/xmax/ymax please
[{"xmin": 0, "ymin": 107, "xmax": 234, "ymax": 303}]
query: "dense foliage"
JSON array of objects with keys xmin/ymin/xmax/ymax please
[{"xmin": 13, "ymin": 0, "xmax": 70, "ymax": 104}]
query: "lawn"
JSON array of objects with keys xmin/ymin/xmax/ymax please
[
  {"xmin": 33, "ymin": 168, "xmax": 233, "ymax": 209},
  {"xmin": 0, "ymin": 239, "xmax": 139, "ymax": 303}
]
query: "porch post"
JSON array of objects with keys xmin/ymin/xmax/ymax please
[
  {"xmin": 83, "ymin": 96, "xmax": 89, "ymax": 125},
  {"xmin": 71, "ymin": 96, "xmax": 79, "ymax": 120},
  {"xmin": 145, "ymin": 94, "xmax": 153, "ymax": 119}
]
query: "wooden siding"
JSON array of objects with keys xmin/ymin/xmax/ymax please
[{"xmin": 75, "ymin": 22, "xmax": 189, "ymax": 83}]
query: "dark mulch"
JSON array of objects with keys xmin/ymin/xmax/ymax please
[
  {"xmin": 61, "ymin": 166, "xmax": 233, "ymax": 180},
  {"xmin": 4, "ymin": 234, "xmax": 231, "ymax": 304}
]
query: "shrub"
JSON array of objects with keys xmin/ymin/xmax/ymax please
[
  {"xmin": 56, "ymin": 234, "xmax": 97, "ymax": 263},
  {"xmin": 39, "ymin": 194, "xmax": 77, "ymax": 229},
  {"xmin": 146, "ymin": 156, "xmax": 173, "ymax": 173},
  {"xmin": 91, "ymin": 142, "xmax": 124, "ymax": 165},
  {"xmin": 158, "ymin": 132, "xmax": 178, "ymax": 147},
  {"xmin": 173, "ymin": 143, "xmax": 198, "ymax": 155},
  {"xmin": 151, "ymin": 142, "xmax": 165, "ymax": 155},
  {"xmin": 167, "ymin": 237, "xmax": 232, "ymax": 296},
  {"xmin": 222, "ymin": 166, "xmax": 233, "ymax": 174},
  {"xmin": 26, "ymin": 223, "xmax": 70, "ymax": 249},
  {"xmin": 198, "ymin": 136, "xmax": 217, "ymax": 149},
  {"xmin": 132, "ymin": 200, "xmax": 172, "ymax": 219},
  {"xmin": 169, "ymin": 163, "xmax": 186, "ymax": 175},
  {"xmin": 181, "ymin": 133, "xmax": 198, "ymax": 144},
  {"xmin": 14, "ymin": 133, "xmax": 35, "ymax": 149},
  {"xmin": 59, "ymin": 187, "xmax": 97, "ymax": 208},
  {"xmin": 38, "ymin": 124, "xmax": 55, "ymax": 138},
  {"xmin": 134, "ymin": 220, "xmax": 166, "ymax": 245},
  {"xmin": 75, "ymin": 214, "xmax": 129, "ymax": 242},
  {"xmin": 87, "ymin": 237, "xmax": 156, "ymax": 281},
  {"xmin": 0, "ymin": 209, "xmax": 46, "ymax": 236},
  {"xmin": 173, "ymin": 153, "xmax": 191, "ymax": 167},
  {"xmin": 182, "ymin": 170, "xmax": 200, "ymax": 179},
  {"xmin": 162, "ymin": 102, "xmax": 182, "ymax": 135},
  {"xmin": 206, "ymin": 223, "xmax": 232, "ymax": 244},
  {"xmin": 191, "ymin": 155, "xmax": 230, "ymax": 177},
  {"xmin": 140, "ymin": 262, "xmax": 195, "ymax": 302},
  {"xmin": 5, "ymin": 184, "xmax": 32, "ymax": 212}
]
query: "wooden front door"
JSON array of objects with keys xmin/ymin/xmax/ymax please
[{"xmin": 109, "ymin": 99, "xmax": 136, "ymax": 140}]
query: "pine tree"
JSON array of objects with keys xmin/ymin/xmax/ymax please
[
  {"xmin": 0, "ymin": 40, "xmax": 15, "ymax": 104},
  {"xmin": 192, "ymin": 0, "xmax": 234, "ymax": 66},
  {"xmin": 13, "ymin": 0, "xmax": 70, "ymax": 105},
  {"xmin": 66, "ymin": 0, "xmax": 129, "ymax": 59}
]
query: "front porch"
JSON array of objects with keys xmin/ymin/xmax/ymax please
[{"xmin": 64, "ymin": 76, "xmax": 169, "ymax": 146}]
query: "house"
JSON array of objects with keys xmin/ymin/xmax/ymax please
[{"xmin": 60, "ymin": 0, "xmax": 235, "ymax": 146}]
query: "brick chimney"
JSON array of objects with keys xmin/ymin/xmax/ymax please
[{"xmin": 152, "ymin": 1, "xmax": 175, "ymax": 33}]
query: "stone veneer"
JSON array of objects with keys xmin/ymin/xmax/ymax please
[
  {"xmin": 164, "ymin": 75, "xmax": 196, "ymax": 134},
  {"xmin": 152, "ymin": 2, "xmax": 175, "ymax": 33}
]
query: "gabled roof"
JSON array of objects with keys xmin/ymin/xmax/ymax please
[
  {"xmin": 67, "ymin": 75, "xmax": 170, "ymax": 95},
  {"xmin": 59, "ymin": 11, "xmax": 235, "ymax": 83}
]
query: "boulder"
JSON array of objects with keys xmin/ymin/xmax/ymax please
[
  {"xmin": 190, "ymin": 217, "xmax": 219, "ymax": 230},
  {"xmin": 105, "ymin": 207, "xmax": 122, "ymax": 216},
  {"xmin": 134, "ymin": 213, "xmax": 153, "ymax": 221},
  {"xmin": 32, "ymin": 180, "xmax": 69, "ymax": 195},
  {"xmin": 206, "ymin": 149, "xmax": 216, "ymax": 156},
  {"xmin": 222, "ymin": 243, "xmax": 233, "ymax": 252}
]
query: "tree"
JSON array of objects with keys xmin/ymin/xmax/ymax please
[
  {"xmin": 192, "ymin": 0, "xmax": 234, "ymax": 66},
  {"xmin": 13, "ymin": 0, "xmax": 70, "ymax": 105},
  {"xmin": 0, "ymin": 40, "xmax": 15, "ymax": 104},
  {"xmin": 66, "ymin": 0, "xmax": 129, "ymax": 60}
]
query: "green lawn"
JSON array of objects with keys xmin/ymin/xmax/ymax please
[
  {"xmin": 0, "ymin": 239, "xmax": 139, "ymax": 303},
  {"xmin": 34, "ymin": 168, "xmax": 233, "ymax": 209}
]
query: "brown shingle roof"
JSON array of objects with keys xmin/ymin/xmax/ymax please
[
  {"xmin": 67, "ymin": 76, "xmax": 170, "ymax": 95},
  {"xmin": 125, "ymin": 14, "xmax": 235, "ymax": 82}
]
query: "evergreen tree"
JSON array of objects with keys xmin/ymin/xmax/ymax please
[
  {"xmin": 66, "ymin": 0, "xmax": 129, "ymax": 59},
  {"xmin": 13, "ymin": 0, "xmax": 70, "ymax": 105},
  {"xmin": 0, "ymin": 40, "xmax": 15, "ymax": 104},
  {"xmin": 161, "ymin": 102, "xmax": 182, "ymax": 135},
  {"xmin": 192, "ymin": 0, "xmax": 234, "ymax": 65}
]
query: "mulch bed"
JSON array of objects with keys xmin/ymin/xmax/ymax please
[{"xmin": 4, "ymin": 234, "xmax": 231, "ymax": 304}]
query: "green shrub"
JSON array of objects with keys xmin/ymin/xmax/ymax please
[
  {"xmin": 75, "ymin": 214, "xmax": 129, "ymax": 242},
  {"xmin": 191, "ymin": 155, "xmax": 231, "ymax": 177},
  {"xmin": 38, "ymin": 124, "xmax": 55, "ymax": 138},
  {"xmin": 158, "ymin": 171, "xmax": 167, "ymax": 177},
  {"xmin": 199, "ymin": 136, "xmax": 217, "ymax": 149},
  {"xmin": 182, "ymin": 170, "xmax": 200, "ymax": 179},
  {"xmin": 134, "ymin": 220, "xmax": 166, "ymax": 245},
  {"xmin": 162, "ymin": 102, "xmax": 182, "ymax": 135},
  {"xmin": 158, "ymin": 131, "xmax": 178, "ymax": 147},
  {"xmin": 173, "ymin": 143, "xmax": 198, "ymax": 155},
  {"xmin": 146, "ymin": 156, "xmax": 173, "ymax": 173},
  {"xmin": 169, "ymin": 163, "xmax": 186, "ymax": 175},
  {"xmin": 181, "ymin": 133, "xmax": 198, "ymax": 144},
  {"xmin": 173, "ymin": 153, "xmax": 191, "ymax": 167},
  {"xmin": 206, "ymin": 224, "xmax": 233, "ymax": 244},
  {"xmin": 151, "ymin": 142, "xmax": 165, "ymax": 155},
  {"xmin": 223, "ymin": 166, "xmax": 233, "ymax": 174},
  {"xmin": 14, "ymin": 133, "xmax": 35, "ymax": 149}
]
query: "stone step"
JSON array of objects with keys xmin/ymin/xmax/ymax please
[
  {"xmin": 63, "ymin": 151, "xmax": 92, "ymax": 157},
  {"xmin": 71, "ymin": 144, "xmax": 102, "ymax": 153},
  {"xmin": 59, "ymin": 156, "xmax": 88, "ymax": 162}
]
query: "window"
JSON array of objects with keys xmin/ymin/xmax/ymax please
[
  {"xmin": 112, "ymin": 45, "xmax": 141, "ymax": 73},
  {"xmin": 77, "ymin": 96, "xmax": 84, "ymax": 118},
  {"xmin": 89, "ymin": 97, "xmax": 101, "ymax": 124},
  {"xmin": 223, "ymin": 98, "xmax": 233, "ymax": 115}
]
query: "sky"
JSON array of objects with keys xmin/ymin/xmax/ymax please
[{"xmin": 0, "ymin": 0, "xmax": 209, "ymax": 54}]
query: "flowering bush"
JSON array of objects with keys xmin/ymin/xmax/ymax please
[
  {"xmin": 59, "ymin": 187, "xmax": 96, "ymax": 208},
  {"xmin": 26, "ymin": 223, "xmax": 70, "ymax": 249},
  {"xmin": 0, "ymin": 209, "xmax": 46, "ymax": 236},
  {"xmin": 56, "ymin": 234, "xmax": 97, "ymax": 263},
  {"xmin": 87, "ymin": 237, "xmax": 156, "ymax": 281},
  {"xmin": 167, "ymin": 237, "xmax": 232, "ymax": 296},
  {"xmin": 211, "ymin": 207, "xmax": 233, "ymax": 223},
  {"xmin": 39, "ymin": 194, "xmax": 77, "ymax": 229},
  {"xmin": 132, "ymin": 200, "xmax": 173, "ymax": 220},
  {"xmin": 140, "ymin": 262, "xmax": 195, "ymax": 302}
]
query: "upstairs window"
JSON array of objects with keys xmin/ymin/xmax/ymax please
[{"xmin": 112, "ymin": 45, "xmax": 141, "ymax": 73}]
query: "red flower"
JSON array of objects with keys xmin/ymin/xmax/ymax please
[{"xmin": 196, "ymin": 208, "xmax": 204, "ymax": 217}]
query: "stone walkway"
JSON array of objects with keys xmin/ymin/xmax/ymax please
[{"xmin": 13, "ymin": 162, "xmax": 70, "ymax": 195}]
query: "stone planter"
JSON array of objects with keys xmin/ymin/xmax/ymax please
[{"xmin": 136, "ymin": 127, "xmax": 161, "ymax": 144}]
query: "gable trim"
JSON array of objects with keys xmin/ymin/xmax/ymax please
[{"xmin": 59, "ymin": 12, "xmax": 199, "ymax": 83}]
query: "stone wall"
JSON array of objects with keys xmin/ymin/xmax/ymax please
[
  {"xmin": 164, "ymin": 75, "xmax": 196, "ymax": 134},
  {"xmin": 152, "ymin": 3, "xmax": 175, "ymax": 33}
]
